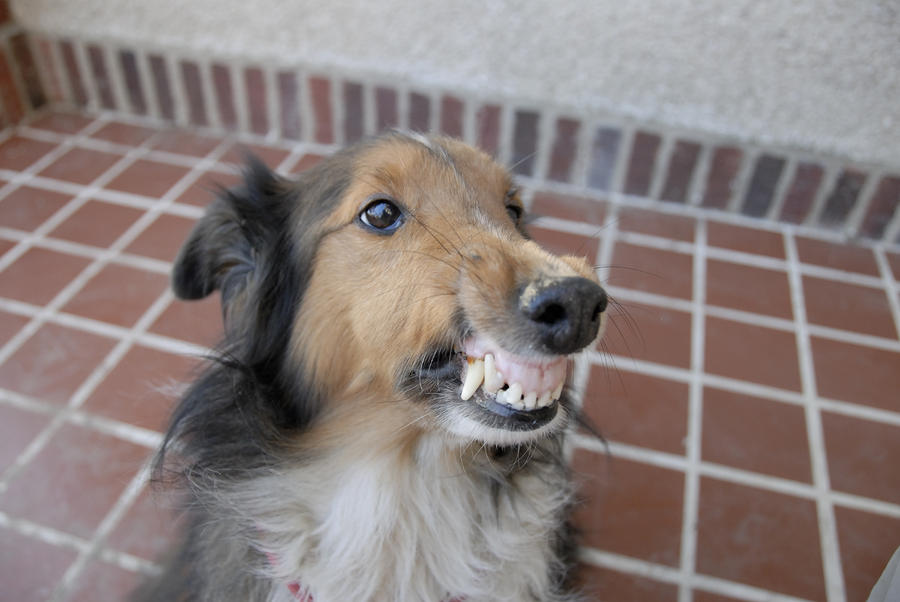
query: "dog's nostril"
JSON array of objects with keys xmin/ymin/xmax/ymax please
[{"xmin": 533, "ymin": 302, "xmax": 567, "ymax": 325}]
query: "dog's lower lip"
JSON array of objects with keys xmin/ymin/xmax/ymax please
[{"xmin": 477, "ymin": 393, "xmax": 559, "ymax": 425}]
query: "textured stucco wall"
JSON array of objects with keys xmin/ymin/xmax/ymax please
[{"xmin": 12, "ymin": 0, "xmax": 900, "ymax": 167}]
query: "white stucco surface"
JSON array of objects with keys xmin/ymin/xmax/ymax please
[{"xmin": 12, "ymin": 0, "xmax": 900, "ymax": 167}]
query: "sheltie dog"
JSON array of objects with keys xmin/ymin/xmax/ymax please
[{"xmin": 134, "ymin": 132, "xmax": 607, "ymax": 602}]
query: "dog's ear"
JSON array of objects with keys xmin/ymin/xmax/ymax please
[{"xmin": 172, "ymin": 156, "xmax": 292, "ymax": 307}]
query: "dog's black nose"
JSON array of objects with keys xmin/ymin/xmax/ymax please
[{"xmin": 521, "ymin": 277, "xmax": 607, "ymax": 355}]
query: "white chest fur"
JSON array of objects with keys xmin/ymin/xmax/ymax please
[{"xmin": 246, "ymin": 437, "xmax": 572, "ymax": 602}]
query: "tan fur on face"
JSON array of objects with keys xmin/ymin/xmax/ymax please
[{"xmin": 290, "ymin": 134, "xmax": 599, "ymax": 441}]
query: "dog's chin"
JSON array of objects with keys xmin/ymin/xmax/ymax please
[{"xmin": 412, "ymin": 334, "xmax": 573, "ymax": 446}]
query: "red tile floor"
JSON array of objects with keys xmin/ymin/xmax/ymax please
[{"xmin": 0, "ymin": 110, "xmax": 899, "ymax": 602}]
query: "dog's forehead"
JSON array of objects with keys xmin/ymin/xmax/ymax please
[{"xmin": 330, "ymin": 135, "xmax": 512, "ymax": 220}]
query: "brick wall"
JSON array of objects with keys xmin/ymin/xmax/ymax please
[{"xmin": 2, "ymin": 24, "xmax": 899, "ymax": 243}]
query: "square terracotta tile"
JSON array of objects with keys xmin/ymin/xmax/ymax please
[
  {"xmin": 105, "ymin": 159, "xmax": 191, "ymax": 198},
  {"xmin": 0, "ymin": 527, "xmax": 78, "ymax": 602},
  {"xmin": 617, "ymin": 207, "xmax": 695, "ymax": 242},
  {"xmin": 695, "ymin": 477, "xmax": 826, "ymax": 600},
  {"xmin": 124, "ymin": 213, "xmax": 196, "ymax": 262},
  {"xmin": 0, "ymin": 246, "xmax": 91, "ymax": 305},
  {"xmin": 707, "ymin": 221, "xmax": 785, "ymax": 259},
  {"xmin": 106, "ymin": 483, "xmax": 183, "ymax": 561},
  {"xmin": 89, "ymin": 121, "xmax": 158, "ymax": 146},
  {"xmin": 148, "ymin": 294, "xmax": 224, "ymax": 347},
  {"xmin": 574, "ymin": 564, "xmax": 678, "ymax": 602},
  {"xmin": 572, "ymin": 450, "xmax": 684, "ymax": 567},
  {"xmin": 151, "ymin": 130, "xmax": 221, "ymax": 158},
  {"xmin": 834, "ymin": 506, "xmax": 900, "ymax": 602},
  {"xmin": 0, "ymin": 185, "xmax": 71, "ymax": 231},
  {"xmin": 582, "ymin": 365, "xmax": 689, "ymax": 455},
  {"xmin": 1, "ymin": 422, "xmax": 148, "ymax": 538},
  {"xmin": 609, "ymin": 241, "xmax": 693, "ymax": 300},
  {"xmin": 174, "ymin": 170, "xmax": 242, "ymax": 207},
  {"xmin": 84, "ymin": 344, "xmax": 201, "ymax": 431},
  {"xmin": 530, "ymin": 191, "xmax": 606, "ymax": 226},
  {"xmin": 28, "ymin": 111, "xmax": 94, "ymax": 134},
  {"xmin": 810, "ymin": 336, "xmax": 900, "ymax": 412},
  {"xmin": 0, "ymin": 307, "xmax": 29, "ymax": 345},
  {"xmin": 602, "ymin": 301, "xmax": 692, "ymax": 369},
  {"xmin": 706, "ymin": 259, "xmax": 793, "ymax": 319},
  {"xmin": 0, "ymin": 403, "xmax": 51, "ymax": 472},
  {"xmin": 63, "ymin": 559, "xmax": 142, "ymax": 602},
  {"xmin": 821, "ymin": 412, "xmax": 900, "ymax": 505},
  {"xmin": 38, "ymin": 147, "xmax": 124, "ymax": 185},
  {"xmin": 0, "ymin": 135, "xmax": 59, "ymax": 171},
  {"xmin": 701, "ymin": 387, "xmax": 811, "ymax": 482},
  {"xmin": 795, "ymin": 236, "xmax": 879, "ymax": 277},
  {"xmin": 530, "ymin": 225, "xmax": 600, "ymax": 260},
  {"xmin": 705, "ymin": 316, "xmax": 801, "ymax": 391},
  {"xmin": 61, "ymin": 264, "xmax": 169, "ymax": 327},
  {"xmin": 220, "ymin": 142, "xmax": 290, "ymax": 170},
  {"xmin": 0, "ymin": 322, "xmax": 116, "ymax": 404},
  {"xmin": 48, "ymin": 199, "xmax": 144, "ymax": 248},
  {"xmin": 803, "ymin": 276, "xmax": 895, "ymax": 338}
]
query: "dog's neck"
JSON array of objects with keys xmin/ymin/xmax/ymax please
[{"xmin": 243, "ymin": 428, "xmax": 571, "ymax": 601}]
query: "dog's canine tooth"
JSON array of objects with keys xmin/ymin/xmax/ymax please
[
  {"xmin": 523, "ymin": 391, "xmax": 538, "ymax": 410},
  {"xmin": 483, "ymin": 354, "xmax": 504, "ymax": 393},
  {"xmin": 461, "ymin": 357, "xmax": 485, "ymax": 400},
  {"xmin": 551, "ymin": 382, "xmax": 564, "ymax": 401}
]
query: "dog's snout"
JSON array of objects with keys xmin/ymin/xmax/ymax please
[{"xmin": 521, "ymin": 277, "xmax": 607, "ymax": 354}]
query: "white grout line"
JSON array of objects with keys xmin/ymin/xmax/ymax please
[
  {"xmin": 0, "ymin": 510, "xmax": 158, "ymax": 577},
  {"xmin": 845, "ymin": 169, "xmax": 882, "ymax": 239},
  {"xmin": 805, "ymin": 163, "xmax": 839, "ymax": 227},
  {"xmin": 566, "ymin": 202, "xmax": 620, "ymax": 465},
  {"xmin": 766, "ymin": 156, "xmax": 798, "ymax": 221},
  {"xmin": 0, "ymin": 134, "xmax": 232, "ymax": 497},
  {"xmin": 873, "ymin": 247, "xmax": 900, "ymax": 341},
  {"xmin": 784, "ymin": 232, "xmax": 847, "ymax": 601},
  {"xmin": 579, "ymin": 547, "xmax": 815, "ymax": 602},
  {"xmin": 572, "ymin": 433, "xmax": 900, "ymax": 521},
  {"xmin": 677, "ymin": 218, "xmax": 707, "ymax": 602},
  {"xmin": 50, "ymin": 462, "xmax": 153, "ymax": 601},
  {"xmin": 0, "ymin": 289, "xmax": 170, "ymax": 494},
  {"xmin": 0, "ymin": 510, "xmax": 90, "ymax": 553},
  {"xmin": 0, "ymin": 386, "xmax": 164, "ymax": 449},
  {"xmin": 649, "ymin": 133, "xmax": 674, "ymax": 201}
]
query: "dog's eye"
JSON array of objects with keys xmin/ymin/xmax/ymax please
[
  {"xmin": 360, "ymin": 198, "xmax": 404, "ymax": 232},
  {"xmin": 505, "ymin": 204, "xmax": 523, "ymax": 225}
]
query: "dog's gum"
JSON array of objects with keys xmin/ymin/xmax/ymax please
[{"xmin": 483, "ymin": 354, "xmax": 504, "ymax": 393}]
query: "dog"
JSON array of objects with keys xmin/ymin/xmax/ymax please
[{"xmin": 134, "ymin": 131, "xmax": 607, "ymax": 602}]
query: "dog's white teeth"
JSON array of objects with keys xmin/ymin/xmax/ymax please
[
  {"xmin": 551, "ymin": 382, "xmax": 564, "ymax": 401},
  {"xmin": 460, "ymin": 352, "xmax": 564, "ymax": 410},
  {"xmin": 523, "ymin": 391, "xmax": 538, "ymax": 410},
  {"xmin": 460, "ymin": 357, "xmax": 485, "ymax": 401},
  {"xmin": 538, "ymin": 390, "xmax": 552, "ymax": 407},
  {"xmin": 506, "ymin": 382, "xmax": 523, "ymax": 403},
  {"xmin": 483, "ymin": 354, "xmax": 504, "ymax": 393}
]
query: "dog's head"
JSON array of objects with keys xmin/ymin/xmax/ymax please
[{"xmin": 174, "ymin": 133, "xmax": 605, "ymax": 447}]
